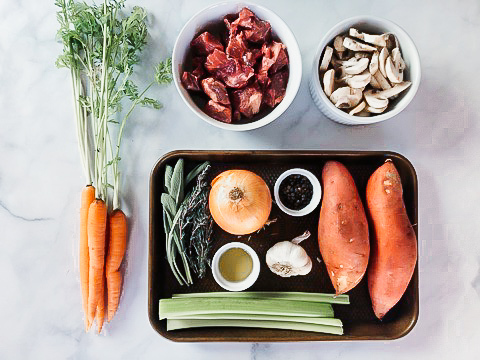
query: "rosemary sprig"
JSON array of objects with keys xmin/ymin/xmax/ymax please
[{"xmin": 179, "ymin": 165, "xmax": 213, "ymax": 279}]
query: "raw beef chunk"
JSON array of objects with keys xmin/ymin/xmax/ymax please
[
  {"xmin": 191, "ymin": 32, "xmax": 224, "ymax": 55},
  {"xmin": 232, "ymin": 82, "xmax": 263, "ymax": 118},
  {"xmin": 181, "ymin": 71, "xmax": 201, "ymax": 91},
  {"xmin": 232, "ymin": 7, "xmax": 271, "ymax": 43},
  {"xmin": 204, "ymin": 100, "xmax": 232, "ymax": 123},
  {"xmin": 201, "ymin": 77, "xmax": 230, "ymax": 105},
  {"xmin": 216, "ymin": 58, "xmax": 254, "ymax": 88},
  {"xmin": 226, "ymin": 32, "xmax": 247, "ymax": 59},
  {"xmin": 263, "ymin": 70, "xmax": 289, "ymax": 107},
  {"xmin": 205, "ymin": 49, "xmax": 229, "ymax": 73}
]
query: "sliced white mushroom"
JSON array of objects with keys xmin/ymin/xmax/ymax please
[
  {"xmin": 369, "ymin": 74, "xmax": 381, "ymax": 89},
  {"xmin": 330, "ymin": 87, "xmax": 362, "ymax": 108},
  {"xmin": 319, "ymin": 46, "xmax": 334, "ymax": 71},
  {"xmin": 379, "ymin": 47, "xmax": 389, "ymax": 77},
  {"xmin": 349, "ymin": 28, "xmax": 388, "ymax": 47},
  {"xmin": 333, "ymin": 36, "xmax": 345, "ymax": 58},
  {"xmin": 369, "ymin": 51, "xmax": 379, "ymax": 75},
  {"xmin": 364, "ymin": 89, "xmax": 389, "ymax": 108},
  {"xmin": 342, "ymin": 57, "xmax": 369, "ymax": 75},
  {"xmin": 345, "ymin": 70, "xmax": 371, "ymax": 89},
  {"xmin": 366, "ymin": 105, "xmax": 388, "ymax": 114},
  {"xmin": 385, "ymin": 56, "xmax": 403, "ymax": 83},
  {"xmin": 354, "ymin": 52, "xmax": 371, "ymax": 59},
  {"xmin": 356, "ymin": 110, "xmax": 371, "ymax": 117},
  {"xmin": 323, "ymin": 69, "xmax": 335, "ymax": 97},
  {"xmin": 376, "ymin": 81, "xmax": 412, "ymax": 98},
  {"xmin": 391, "ymin": 48, "xmax": 406, "ymax": 70},
  {"xmin": 373, "ymin": 70, "xmax": 392, "ymax": 90},
  {"xmin": 343, "ymin": 37, "xmax": 377, "ymax": 52},
  {"xmin": 348, "ymin": 101, "xmax": 366, "ymax": 115},
  {"xmin": 385, "ymin": 33, "xmax": 399, "ymax": 52}
]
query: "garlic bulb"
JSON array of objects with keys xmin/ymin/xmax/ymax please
[{"xmin": 265, "ymin": 231, "xmax": 312, "ymax": 277}]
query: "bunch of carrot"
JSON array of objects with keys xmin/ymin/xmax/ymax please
[
  {"xmin": 56, "ymin": 0, "xmax": 172, "ymax": 333},
  {"xmin": 80, "ymin": 187, "xmax": 126, "ymax": 333}
]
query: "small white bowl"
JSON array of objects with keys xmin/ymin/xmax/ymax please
[
  {"xmin": 309, "ymin": 16, "xmax": 421, "ymax": 125},
  {"xmin": 274, "ymin": 168, "xmax": 322, "ymax": 217},
  {"xmin": 211, "ymin": 242, "xmax": 260, "ymax": 291},
  {"xmin": 172, "ymin": 1, "xmax": 302, "ymax": 131}
]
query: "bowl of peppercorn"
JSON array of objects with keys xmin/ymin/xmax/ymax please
[{"xmin": 274, "ymin": 168, "xmax": 322, "ymax": 217}]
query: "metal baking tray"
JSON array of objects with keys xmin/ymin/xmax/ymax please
[{"xmin": 148, "ymin": 150, "xmax": 418, "ymax": 342}]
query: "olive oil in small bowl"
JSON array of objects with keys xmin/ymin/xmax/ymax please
[{"xmin": 212, "ymin": 242, "xmax": 260, "ymax": 292}]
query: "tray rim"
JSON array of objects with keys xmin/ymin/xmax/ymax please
[{"xmin": 148, "ymin": 150, "xmax": 419, "ymax": 342}]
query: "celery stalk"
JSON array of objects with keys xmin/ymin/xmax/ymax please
[
  {"xmin": 172, "ymin": 291, "xmax": 349, "ymax": 305},
  {"xmin": 159, "ymin": 298, "xmax": 334, "ymax": 319},
  {"xmin": 169, "ymin": 314, "xmax": 343, "ymax": 327},
  {"xmin": 167, "ymin": 319, "xmax": 343, "ymax": 335}
]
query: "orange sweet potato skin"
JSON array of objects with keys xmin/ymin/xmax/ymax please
[
  {"xmin": 366, "ymin": 161, "xmax": 417, "ymax": 319},
  {"xmin": 318, "ymin": 161, "xmax": 369, "ymax": 295}
]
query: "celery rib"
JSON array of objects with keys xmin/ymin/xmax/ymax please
[
  {"xmin": 170, "ymin": 314, "xmax": 342, "ymax": 327},
  {"xmin": 167, "ymin": 319, "xmax": 343, "ymax": 335},
  {"xmin": 172, "ymin": 291, "xmax": 349, "ymax": 305},
  {"xmin": 159, "ymin": 298, "xmax": 334, "ymax": 319}
]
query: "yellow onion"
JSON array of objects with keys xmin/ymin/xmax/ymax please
[{"xmin": 209, "ymin": 170, "xmax": 272, "ymax": 235}]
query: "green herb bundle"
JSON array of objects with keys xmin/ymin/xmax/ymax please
[{"xmin": 161, "ymin": 160, "xmax": 211, "ymax": 285}]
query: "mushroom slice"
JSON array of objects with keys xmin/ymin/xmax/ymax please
[
  {"xmin": 376, "ymin": 81, "xmax": 412, "ymax": 98},
  {"xmin": 323, "ymin": 69, "xmax": 335, "ymax": 97},
  {"xmin": 369, "ymin": 74, "xmax": 382, "ymax": 89},
  {"xmin": 385, "ymin": 56, "xmax": 403, "ymax": 83},
  {"xmin": 366, "ymin": 105, "xmax": 388, "ymax": 114},
  {"xmin": 319, "ymin": 46, "xmax": 334, "ymax": 71},
  {"xmin": 385, "ymin": 33, "xmax": 399, "ymax": 52},
  {"xmin": 369, "ymin": 51, "xmax": 379, "ymax": 75},
  {"xmin": 391, "ymin": 48, "xmax": 406, "ymax": 70},
  {"xmin": 345, "ymin": 70, "xmax": 371, "ymax": 89},
  {"xmin": 334, "ymin": 36, "xmax": 345, "ymax": 58},
  {"xmin": 356, "ymin": 110, "xmax": 371, "ymax": 117},
  {"xmin": 349, "ymin": 101, "xmax": 366, "ymax": 115},
  {"xmin": 379, "ymin": 47, "xmax": 389, "ymax": 77},
  {"xmin": 364, "ymin": 89, "xmax": 389, "ymax": 108},
  {"xmin": 373, "ymin": 69, "xmax": 392, "ymax": 90},
  {"xmin": 342, "ymin": 57, "xmax": 369, "ymax": 75},
  {"xmin": 349, "ymin": 28, "xmax": 388, "ymax": 47},
  {"xmin": 343, "ymin": 37, "xmax": 377, "ymax": 52},
  {"xmin": 354, "ymin": 52, "xmax": 371, "ymax": 59},
  {"xmin": 330, "ymin": 87, "xmax": 362, "ymax": 108}
]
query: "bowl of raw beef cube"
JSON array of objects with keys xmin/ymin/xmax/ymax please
[{"xmin": 172, "ymin": 2, "xmax": 302, "ymax": 131}]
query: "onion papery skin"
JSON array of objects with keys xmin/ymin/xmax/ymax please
[{"xmin": 209, "ymin": 170, "xmax": 272, "ymax": 235}]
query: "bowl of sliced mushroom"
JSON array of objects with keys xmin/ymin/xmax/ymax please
[{"xmin": 309, "ymin": 16, "xmax": 421, "ymax": 125}]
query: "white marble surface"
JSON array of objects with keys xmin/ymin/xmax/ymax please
[{"xmin": 1, "ymin": 0, "xmax": 480, "ymax": 358}]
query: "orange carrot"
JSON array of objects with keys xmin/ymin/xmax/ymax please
[
  {"xmin": 80, "ymin": 185, "xmax": 95, "ymax": 331},
  {"xmin": 87, "ymin": 199, "xmax": 107, "ymax": 326},
  {"xmin": 95, "ymin": 274, "xmax": 105, "ymax": 334},
  {"xmin": 106, "ymin": 209, "xmax": 127, "ymax": 322}
]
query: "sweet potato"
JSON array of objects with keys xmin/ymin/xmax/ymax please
[
  {"xmin": 318, "ymin": 161, "xmax": 370, "ymax": 295},
  {"xmin": 366, "ymin": 160, "xmax": 417, "ymax": 319}
]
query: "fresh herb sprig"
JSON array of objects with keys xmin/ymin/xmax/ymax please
[
  {"xmin": 179, "ymin": 165, "xmax": 213, "ymax": 279},
  {"xmin": 161, "ymin": 160, "xmax": 210, "ymax": 285}
]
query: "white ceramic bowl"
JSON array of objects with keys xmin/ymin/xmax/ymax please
[
  {"xmin": 309, "ymin": 16, "xmax": 421, "ymax": 125},
  {"xmin": 211, "ymin": 242, "xmax": 260, "ymax": 291},
  {"xmin": 274, "ymin": 168, "xmax": 322, "ymax": 217},
  {"xmin": 172, "ymin": 1, "xmax": 302, "ymax": 131}
]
